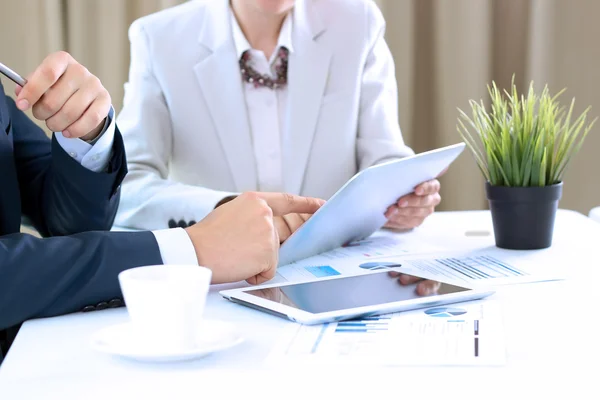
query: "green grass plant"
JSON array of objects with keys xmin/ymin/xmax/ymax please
[{"xmin": 457, "ymin": 78, "xmax": 596, "ymax": 187}]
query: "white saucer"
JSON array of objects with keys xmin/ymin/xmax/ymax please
[{"xmin": 90, "ymin": 319, "xmax": 244, "ymax": 363}]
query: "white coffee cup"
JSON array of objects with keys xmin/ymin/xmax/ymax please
[{"xmin": 118, "ymin": 265, "xmax": 212, "ymax": 352}]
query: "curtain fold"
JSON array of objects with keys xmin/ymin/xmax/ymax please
[
  {"xmin": 378, "ymin": 0, "xmax": 600, "ymax": 214},
  {"xmin": 63, "ymin": 0, "xmax": 186, "ymax": 112},
  {"xmin": 1, "ymin": 0, "xmax": 598, "ymax": 214}
]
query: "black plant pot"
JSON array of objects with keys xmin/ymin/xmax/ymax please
[{"xmin": 485, "ymin": 182, "xmax": 563, "ymax": 250}]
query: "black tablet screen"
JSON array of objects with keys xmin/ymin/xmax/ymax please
[{"xmin": 244, "ymin": 271, "xmax": 471, "ymax": 313}]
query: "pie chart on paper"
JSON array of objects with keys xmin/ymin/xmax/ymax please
[
  {"xmin": 359, "ymin": 261, "xmax": 402, "ymax": 271},
  {"xmin": 424, "ymin": 307, "xmax": 467, "ymax": 318}
]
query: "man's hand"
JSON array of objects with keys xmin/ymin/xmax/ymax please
[
  {"xmin": 215, "ymin": 195, "xmax": 318, "ymax": 243},
  {"xmin": 14, "ymin": 51, "xmax": 111, "ymax": 141},
  {"xmin": 274, "ymin": 213, "xmax": 312, "ymax": 243},
  {"xmin": 384, "ymin": 179, "xmax": 441, "ymax": 230},
  {"xmin": 185, "ymin": 192, "xmax": 325, "ymax": 285}
]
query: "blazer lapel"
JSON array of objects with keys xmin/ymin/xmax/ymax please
[
  {"xmin": 194, "ymin": 1, "xmax": 257, "ymax": 192},
  {"xmin": 284, "ymin": 0, "xmax": 331, "ymax": 195},
  {"xmin": 0, "ymin": 85, "xmax": 22, "ymax": 235}
]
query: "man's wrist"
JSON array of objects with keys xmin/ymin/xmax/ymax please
[
  {"xmin": 81, "ymin": 117, "xmax": 107, "ymax": 143},
  {"xmin": 215, "ymin": 195, "xmax": 238, "ymax": 209}
]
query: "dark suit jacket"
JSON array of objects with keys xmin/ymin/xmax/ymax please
[{"xmin": 0, "ymin": 80, "xmax": 164, "ymax": 363}]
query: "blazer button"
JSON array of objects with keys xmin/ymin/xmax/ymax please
[
  {"xmin": 177, "ymin": 219, "xmax": 187, "ymax": 228},
  {"xmin": 188, "ymin": 220, "xmax": 196, "ymax": 226},
  {"xmin": 168, "ymin": 219, "xmax": 177, "ymax": 228},
  {"xmin": 108, "ymin": 298, "xmax": 123, "ymax": 308},
  {"xmin": 82, "ymin": 305, "xmax": 95, "ymax": 313},
  {"xmin": 96, "ymin": 302, "xmax": 109, "ymax": 311}
]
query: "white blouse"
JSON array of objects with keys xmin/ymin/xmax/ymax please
[{"xmin": 230, "ymin": 9, "xmax": 293, "ymax": 192}]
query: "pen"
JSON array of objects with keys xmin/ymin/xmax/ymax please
[{"xmin": 0, "ymin": 61, "xmax": 27, "ymax": 86}]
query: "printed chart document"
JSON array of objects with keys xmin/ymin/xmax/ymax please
[
  {"xmin": 266, "ymin": 301, "xmax": 505, "ymax": 367},
  {"xmin": 381, "ymin": 248, "xmax": 566, "ymax": 288},
  {"xmin": 276, "ymin": 230, "xmax": 566, "ymax": 287},
  {"xmin": 276, "ymin": 230, "xmax": 444, "ymax": 282}
]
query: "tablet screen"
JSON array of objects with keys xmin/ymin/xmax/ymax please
[{"xmin": 244, "ymin": 271, "xmax": 471, "ymax": 314}]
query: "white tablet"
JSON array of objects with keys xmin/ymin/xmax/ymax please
[
  {"xmin": 220, "ymin": 270, "xmax": 494, "ymax": 325},
  {"xmin": 278, "ymin": 143, "xmax": 466, "ymax": 266}
]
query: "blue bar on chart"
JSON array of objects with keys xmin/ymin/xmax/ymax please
[
  {"xmin": 348, "ymin": 316, "xmax": 392, "ymax": 321},
  {"xmin": 304, "ymin": 266, "xmax": 341, "ymax": 278},
  {"xmin": 311, "ymin": 323, "xmax": 330, "ymax": 353},
  {"xmin": 335, "ymin": 317, "xmax": 391, "ymax": 333},
  {"xmin": 335, "ymin": 323, "xmax": 387, "ymax": 327}
]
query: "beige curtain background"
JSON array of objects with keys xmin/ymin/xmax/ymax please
[{"xmin": 1, "ymin": 0, "xmax": 599, "ymax": 215}]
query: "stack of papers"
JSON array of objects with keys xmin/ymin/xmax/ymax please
[
  {"xmin": 276, "ymin": 231, "xmax": 565, "ymax": 288},
  {"xmin": 276, "ymin": 230, "xmax": 445, "ymax": 282},
  {"xmin": 269, "ymin": 231, "xmax": 566, "ymax": 368}
]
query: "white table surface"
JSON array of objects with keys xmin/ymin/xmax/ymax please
[
  {"xmin": 1, "ymin": 210, "xmax": 599, "ymax": 400},
  {"xmin": 590, "ymin": 206, "xmax": 600, "ymax": 223}
]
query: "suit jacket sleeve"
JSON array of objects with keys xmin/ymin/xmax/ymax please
[
  {"xmin": 357, "ymin": 2, "xmax": 415, "ymax": 171},
  {"xmin": 0, "ymin": 230, "xmax": 163, "ymax": 331},
  {"xmin": 7, "ymin": 97, "xmax": 127, "ymax": 237}
]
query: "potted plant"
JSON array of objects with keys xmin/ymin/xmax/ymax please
[{"xmin": 457, "ymin": 79, "xmax": 596, "ymax": 250}]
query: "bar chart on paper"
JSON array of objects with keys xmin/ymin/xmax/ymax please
[
  {"xmin": 266, "ymin": 301, "xmax": 506, "ymax": 366},
  {"xmin": 386, "ymin": 251, "xmax": 565, "ymax": 287},
  {"xmin": 334, "ymin": 316, "xmax": 391, "ymax": 333},
  {"xmin": 281, "ymin": 316, "xmax": 393, "ymax": 358}
]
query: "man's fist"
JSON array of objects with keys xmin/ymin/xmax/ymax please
[
  {"xmin": 15, "ymin": 51, "xmax": 111, "ymax": 141},
  {"xmin": 185, "ymin": 192, "xmax": 325, "ymax": 285}
]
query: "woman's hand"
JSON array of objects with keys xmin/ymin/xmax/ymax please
[
  {"xmin": 384, "ymin": 178, "xmax": 442, "ymax": 230},
  {"xmin": 388, "ymin": 271, "xmax": 441, "ymax": 296}
]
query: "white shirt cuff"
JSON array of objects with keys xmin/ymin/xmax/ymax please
[
  {"xmin": 54, "ymin": 106, "xmax": 116, "ymax": 172},
  {"xmin": 152, "ymin": 228, "xmax": 199, "ymax": 265}
]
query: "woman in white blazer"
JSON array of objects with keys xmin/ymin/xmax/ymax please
[{"xmin": 115, "ymin": 0, "xmax": 442, "ymax": 237}]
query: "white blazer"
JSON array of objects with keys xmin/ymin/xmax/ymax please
[{"xmin": 115, "ymin": 0, "xmax": 414, "ymax": 230}]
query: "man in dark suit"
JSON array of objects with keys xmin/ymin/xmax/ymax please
[{"xmin": 0, "ymin": 52, "xmax": 324, "ymax": 363}]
